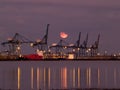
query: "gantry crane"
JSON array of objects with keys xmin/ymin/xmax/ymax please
[
  {"xmin": 90, "ymin": 34, "xmax": 100, "ymax": 56},
  {"xmin": 31, "ymin": 24, "xmax": 50, "ymax": 53},
  {"xmin": 75, "ymin": 32, "xmax": 81, "ymax": 57},
  {"xmin": 1, "ymin": 33, "xmax": 33, "ymax": 56},
  {"xmin": 66, "ymin": 32, "xmax": 81, "ymax": 58},
  {"xmin": 50, "ymin": 39, "xmax": 69, "ymax": 58},
  {"xmin": 74, "ymin": 32, "xmax": 81, "ymax": 48},
  {"xmin": 80, "ymin": 33, "xmax": 88, "ymax": 56}
]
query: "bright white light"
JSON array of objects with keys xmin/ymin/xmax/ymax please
[
  {"xmin": 77, "ymin": 48, "xmax": 80, "ymax": 50},
  {"xmin": 68, "ymin": 54, "xmax": 74, "ymax": 59},
  {"xmin": 36, "ymin": 49, "xmax": 43, "ymax": 56},
  {"xmin": 36, "ymin": 39, "xmax": 41, "ymax": 43},
  {"xmin": 48, "ymin": 49, "xmax": 51, "ymax": 52},
  {"xmin": 73, "ymin": 49, "xmax": 75, "ymax": 52},
  {"xmin": 113, "ymin": 54, "xmax": 116, "ymax": 57},
  {"xmin": 69, "ymin": 44, "xmax": 74, "ymax": 46},
  {"xmin": 86, "ymin": 50, "xmax": 89, "ymax": 53},
  {"xmin": 88, "ymin": 48, "xmax": 91, "ymax": 51},
  {"xmin": 97, "ymin": 53, "xmax": 100, "ymax": 56},
  {"xmin": 52, "ymin": 43, "xmax": 57, "ymax": 46},
  {"xmin": 17, "ymin": 46, "xmax": 21, "ymax": 50},
  {"xmin": 7, "ymin": 38, "xmax": 13, "ymax": 41},
  {"xmin": 64, "ymin": 46, "xmax": 67, "ymax": 49},
  {"xmin": 30, "ymin": 43, "xmax": 34, "ymax": 47}
]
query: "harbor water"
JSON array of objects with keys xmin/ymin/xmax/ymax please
[{"xmin": 0, "ymin": 60, "xmax": 120, "ymax": 90}]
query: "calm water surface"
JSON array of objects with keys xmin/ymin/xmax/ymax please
[{"xmin": 0, "ymin": 60, "xmax": 120, "ymax": 90}]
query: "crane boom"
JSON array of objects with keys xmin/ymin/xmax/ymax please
[
  {"xmin": 33, "ymin": 24, "xmax": 50, "ymax": 46},
  {"xmin": 76, "ymin": 32, "xmax": 81, "ymax": 47},
  {"xmin": 42, "ymin": 24, "xmax": 49, "ymax": 44},
  {"xmin": 83, "ymin": 33, "xmax": 88, "ymax": 48},
  {"xmin": 94, "ymin": 34, "xmax": 100, "ymax": 48}
]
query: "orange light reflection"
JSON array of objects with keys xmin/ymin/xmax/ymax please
[{"xmin": 61, "ymin": 67, "xmax": 67, "ymax": 89}]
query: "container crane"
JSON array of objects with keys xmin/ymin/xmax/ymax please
[
  {"xmin": 76, "ymin": 32, "xmax": 81, "ymax": 57},
  {"xmin": 50, "ymin": 39, "xmax": 69, "ymax": 59},
  {"xmin": 75, "ymin": 32, "xmax": 81, "ymax": 48},
  {"xmin": 80, "ymin": 33, "xmax": 88, "ymax": 56},
  {"xmin": 31, "ymin": 24, "xmax": 50, "ymax": 52},
  {"xmin": 90, "ymin": 34, "xmax": 100, "ymax": 56},
  {"xmin": 1, "ymin": 33, "xmax": 33, "ymax": 56},
  {"xmin": 66, "ymin": 32, "xmax": 81, "ymax": 58}
]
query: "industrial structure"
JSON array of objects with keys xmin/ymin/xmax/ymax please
[
  {"xmin": 0, "ymin": 24, "xmax": 119, "ymax": 60},
  {"xmin": 1, "ymin": 33, "xmax": 33, "ymax": 57}
]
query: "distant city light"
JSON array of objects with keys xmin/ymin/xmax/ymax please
[
  {"xmin": 36, "ymin": 49, "xmax": 43, "ymax": 56},
  {"xmin": 36, "ymin": 39, "xmax": 41, "ymax": 43},
  {"xmin": 97, "ymin": 53, "xmax": 100, "ymax": 56},
  {"xmin": 30, "ymin": 43, "xmax": 34, "ymax": 47},
  {"xmin": 52, "ymin": 43, "xmax": 57, "ymax": 46},
  {"xmin": 69, "ymin": 44, "xmax": 74, "ymax": 46},
  {"xmin": 7, "ymin": 38, "xmax": 12, "ymax": 41}
]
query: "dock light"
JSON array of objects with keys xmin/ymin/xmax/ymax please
[
  {"xmin": 97, "ymin": 53, "xmax": 100, "ymax": 56},
  {"xmin": 69, "ymin": 44, "xmax": 74, "ymax": 46},
  {"xmin": 36, "ymin": 39, "xmax": 41, "ymax": 43},
  {"xmin": 118, "ymin": 53, "xmax": 120, "ymax": 56},
  {"xmin": 17, "ymin": 46, "xmax": 21, "ymax": 50},
  {"xmin": 113, "ymin": 54, "xmax": 117, "ymax": 57},
  {"xmin": 73, "ymin": 49, "xmax": 75, "ymax": 52},
  {"xmin": 68, "ymin": 54, "xmax": 74, "ymax": 59},
  {"xmin": 88, "ymin": 48, "xmax": 91, "ymax": 51},
  {"xmin": 7, "ymin": 38, "xmax": 13, "ymax": 41},
  {"xmin": 77, "ymin": 48, "xmax": 80, "ymax": 50},
  {"xmin": 104, "ymin": 51, "xmax": 107, "ymax": 55},
  {"xmin": 19, "ymin": 54, "xmax": 22, "ymax": 57},
  {"xmin": 48, "ymin": 49, "xmax": 51, "ymax": 52},
  {"xmin": 30, "ymin": 43, "xmax": 34, "ymax": 47},
  {"xmin": 36, "ymin": 49, "xmax": 43, "ymax": 56},
  {"xmin": 43, "ymin": 50, "xmax": 46, "ymax": 53},
  {"xmin": 64, "ymin": 46, "xmax": 67, "ymax": 49},
  {"xmin": 86, "ymin": 50, "xmax": 89, "ymax": 53},
  {"xmin": 52, "ymin": 43, "xmax": 57, "ymax": 46}
]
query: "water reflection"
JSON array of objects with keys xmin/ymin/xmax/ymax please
[
  {"xmin": 31, "ymin": 67, "xmax": 34, "ymax": 89},
  {"xmin": 13, "ymin": 66, "xmax": 120, "ymax": 89},
  {"xmin": 72, "ymin": 68, "xmax": 75, "ymax": 88},
  {"xmin": 86, "ymin": 67, "xmax": 91, "ymax": 88},
  {"xmin": 37, "ymin": 67, "xmax": 40, "ymax": 90},
  {"xmin": 17, "ymin": 67, "xmax": 21, "ymax": 90},
  {"xmin": 61, "ymin": 67, "xmax": 67, "ymax": 89},
  {"xmin": 0, "ymin": 61, "xmax": 120, "ymax": 89},
  {"xmin": 105, "ymin": 68, "xmax": 108, "ymax": 88},
  {"xmin": 77, "ymin": 68, "xmax": 81, "ymax": 88},
  {"xmin": 97, "ymin": 68, "xmax": 100, "ymax": 87},
  {"xmin": 114, "ymin": 68, "xmax": 117, "ymax": 87}
]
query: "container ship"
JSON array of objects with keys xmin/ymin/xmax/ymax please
[{"xmin": 0, "ymin": 24, "xmax": 120, "ymax": 61}]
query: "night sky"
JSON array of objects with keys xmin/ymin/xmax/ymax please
[{"xmin": 0, "ymin": 0, "xmax": 120, "ymax": 54}]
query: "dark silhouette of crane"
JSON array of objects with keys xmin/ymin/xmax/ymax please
[
  {"xmin": 80, "ymin": 33, "xmax": 88, "ymax": 56},
  {"xmin": 1, "ymin": 33, "xmax": 33, "ymax": 56},
  {"xmin": 75, "ymin": 32, "xmax": 81, "ymax": 48},
  {"xmin": 90, "ymin": 34, "xmax": 100, "ymax": 56},
  {"xmin": 66, "ymin": 32, "xmax": 81, "ymax": 58},
  {"xmin": 76, "ymin": 32, "xmax": 81, "ymax": 57},
  {"xmin": 50, "ymin": 39, "xmax": 69, "ymax": 59},
  {"xmin": 31, "ymin": 24, "xmax": 50, "ymax": 51}
]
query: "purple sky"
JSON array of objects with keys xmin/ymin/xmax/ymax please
[{"xmin": 0, "ymin": 0, "xmax": 120, "ymax": 54}]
